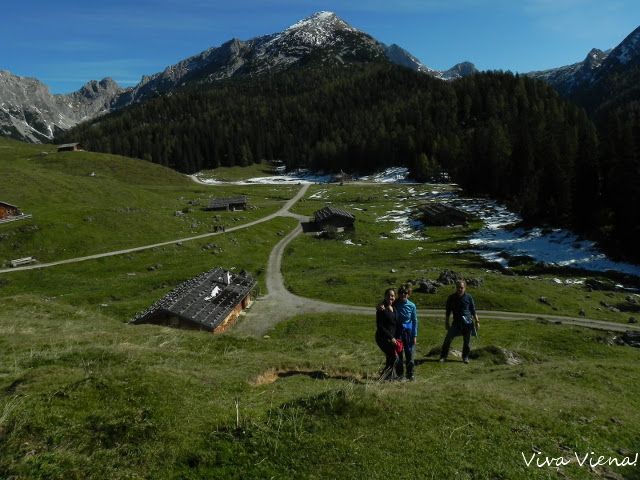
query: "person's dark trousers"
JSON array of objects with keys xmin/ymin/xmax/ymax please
[
  {"xmin": 376, "ymin": 333, "xmax": 397, "ymax": 379},
  {"xmin": 440, "ymin": 323, "xmax": 472, "ymax": 360},
  {"xmin": 395, "ymin": 329, "xmax": 415, "ymax": 378}
]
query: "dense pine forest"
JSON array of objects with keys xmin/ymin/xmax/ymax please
[{"xmin": 59, "ymin": 64, "xmax": 640, "ymax": 261}]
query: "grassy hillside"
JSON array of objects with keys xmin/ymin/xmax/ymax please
[
  {"xmin": 1, "ymin": 139, "xmax": 639, "ymax": 479},
  {"xmin": 1, "ymin": 301, "xmax": 638, "ymax": 479},
  {"xmin": 0, "ymin": 138, "xmax": 297, "ymax": 265}
]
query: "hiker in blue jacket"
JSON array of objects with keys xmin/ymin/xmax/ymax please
[
  {"xmin": 439, "ymin": 279, "xmax": 480, "ymax": 364},
  {"xmin": 395, "ymin": 285, "xmax": 418, "ymax": 380}
]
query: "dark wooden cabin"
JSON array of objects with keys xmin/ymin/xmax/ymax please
[
  {"xmin": 205, "ymin": 196, "xmax": 248, "ymax": 211},
  {"xmin": 419, "ymin": 203, "xmax": 471, "ymax": 226},
  {"xmin": 313, "ymin": 206, "xmax": 355, "ymax": 232}
]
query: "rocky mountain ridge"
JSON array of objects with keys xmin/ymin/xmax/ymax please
[
  {"xmin": 527, "ymin": 25, "xmax": 640, "ymax": 98},
  {"xmin": 1, "ymin": 11, "xmax": 476, "ymax": 143}
]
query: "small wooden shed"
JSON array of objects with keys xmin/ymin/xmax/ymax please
[
  {"xmin": 205, "ymin": 196, "xmax": 248, "ymax": 211},
  {"xmin": 57, "ymin": 143, "xmax": 82, "ymax": 152},
  {"xmin": 313, "ymin": 206, "xmax": 355, "ymax": 232},
  {"xmin": 418, "ymin": 203, "xmax": 471, "ymax": 226},
  {"xmin": 131, "ymin": 267, "xmax": 256, "ymax": 334},
  {"xmin": 0, "ymin": 201, "xmax": 22, "ymax": 220}
]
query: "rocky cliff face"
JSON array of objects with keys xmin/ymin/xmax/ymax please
[{"xmin": 0, "ymin": 71, "xmax": 123, "ymax": 143}]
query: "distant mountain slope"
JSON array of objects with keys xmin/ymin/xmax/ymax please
[
  {"xmin": 0, "ymin": 11, "xmax": 475, "ymax": 144},
  {"xmin": 528, "ymin": 25, "xmax": 640, "ymax": 115}
]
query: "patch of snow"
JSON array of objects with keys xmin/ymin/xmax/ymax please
[{"xmin": 360, "ymin": 167, "xmax": 410, "ymax": 183}]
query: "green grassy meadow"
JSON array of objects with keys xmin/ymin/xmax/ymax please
[
  {"xmin": 1, "ymin": 142, "xmax": 640, "ymax": 479},
  {"xmin": 285, "ymin": 183, "xmax": 640, "ymax": 324},
  {"xmin": 0, "ymin": 138, "xmax": 297, "ymax": 264}
]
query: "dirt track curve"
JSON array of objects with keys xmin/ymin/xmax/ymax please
[
  {"xmin": 2, "ymin": 182, "xmax": 638, "ymax": 336},
  {"xmin": 234, "ymin": 186, "xmax": 640, "ymax": 336}
]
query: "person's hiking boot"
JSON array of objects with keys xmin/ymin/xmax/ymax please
[
  {"xmin": 407, "ymin": 375, "xmax": 416, "ymax": 382},
  {"xmin": 463, "ymin": 357, "xmax": 470, "ymax": 364}
]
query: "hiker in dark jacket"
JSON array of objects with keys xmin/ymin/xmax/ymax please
[
  {"xmin": 439, "ymin": 280, "xmax": 480, "ymax": 364},
  {"xmin": 395, "ymin": 286, "xmax": 418, "ymax": 380},
  {"xmin": 376, "ymin": 288, "xmax": 399, "ymax": 380}
]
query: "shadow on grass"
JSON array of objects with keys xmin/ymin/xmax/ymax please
[{"xmin": 252, "ymin": 368, "xmax": 367, "ymax": 386}]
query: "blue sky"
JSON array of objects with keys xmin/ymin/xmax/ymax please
[{"xmin": 1, "ymin": 0, "xmax": 639, "ymax": 93}]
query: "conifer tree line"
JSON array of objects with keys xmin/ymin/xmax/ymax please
[{"xmin": 58, "ymin": 64, "xmax": 640, "ymax": 261}]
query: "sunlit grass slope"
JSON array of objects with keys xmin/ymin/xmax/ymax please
[{"xmin": 0, "ymin": 138, "xmax": 297, "ymax": 264}]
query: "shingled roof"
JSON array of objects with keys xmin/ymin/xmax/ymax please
[
  {"xmin": 130, "ymin": 267, "xmax": 256, "ymax": 331},
  {"xmin": 206, "ymin": 196, "xmax": 248, "ymax": 210},
  {"xmin": 314, "ymin": 206, "xmax": 355, "ymax": 223},
  {"xmin": 419, "ymin": 202, "xmax": 471, "ymax": 226}
]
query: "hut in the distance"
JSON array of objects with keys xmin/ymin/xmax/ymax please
[
  {"xmin": 418, "ymin": 203, "xmax": 471, "ymax": 226},
  {"xmin": 130, "ymin": 267, "xmax": 256, "ymax": 333},
  {"xmin": 57, "ymin": 143, "xmax": 82, "ymax": 152},
  {"xmin": 311, "ymin": 206, "xmax": 355, "ymax": 233},
  {"xmin": 0, "ymin": 201, "xmax": 30, "ymax": 223},
  {"xmin": 205, "ymin": 196, "xmax": 248, "ymax": 211}
]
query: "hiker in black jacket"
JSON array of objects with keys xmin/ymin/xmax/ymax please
[
  {"xmin": 376, "ymin": 288, "xmax": 399, "ymax": 380},
  {"xmin": 439, "ymin": 280, "xmax": 480, "ymax": 364}
]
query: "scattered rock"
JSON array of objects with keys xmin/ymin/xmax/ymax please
[
  {"xmin": 466, "ymin": 277, "xmax": 483, "ymax": 287},
  {"xmin": 507, "ymin": 255, "xmax": 535, "ymax": 267},
  {"xmin": 277, "ymin": 231, "xmax": 285, "ymax": 237},
  {"xmin": 175, "ymin": 211, "xmax": 185, "ymax": 217},
  {"xmin": 620, "ymin": 331, "xmax": 640, "ymax": 348},
  {"xmin": 579, "ymin": 309, "xmax": 586, "ymax": 317},
  {"xmin": 147, "ymin": 263, "xmax": 162, "ymax": 272},
  {"xmin": 538, "ymin": 296, "xmax": 551, "ymax": 306},
  {"xmin": 629, "ymin": 317, "xmax": 638, "ymax": 324},
  {"xmin": 390, "ymin": 268, "xmax": 397, "ymax": 273},
  {"xmin": 438, "ymin": 269, "xmax": 463, "ymax": 285},
  {"xmin": 585, "ymin": 278, "xmax": 618, "ymax": 291},
  {"xmin": 416, "ymin": 279, "xmax": 439, "ymax": 294},
  {"xmin": 471, "ymin": 346, "xmax": 523, "ymax": 365}
]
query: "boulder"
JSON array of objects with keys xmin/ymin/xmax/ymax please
[
  {"xmin": 438, "ymin": 269, "xmax": 464, "ymax": 285},
  {"xmin": 621, "ymin": 331, "xmax": 640, "ymax": 348},
  {"xmin": 416, "ymin": 279, "xmax": 439, "ymax": 294},
  {"xmin": 585, "ymin": 278, "xmax": 618, "ymax": 291}
]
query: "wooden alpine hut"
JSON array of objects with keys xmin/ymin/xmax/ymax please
[{"xmin": 130, "ymin": 267, "xmax": 256, "ymax": 334}]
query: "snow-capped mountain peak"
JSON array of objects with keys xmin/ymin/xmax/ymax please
[
  {"xmin": 286, "ymin": 11, "xmax": 355, "ymax": 34},
  {"xmin": 271, "ymin": 11, "xmax": 359, "ymax": 48}
]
